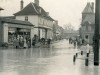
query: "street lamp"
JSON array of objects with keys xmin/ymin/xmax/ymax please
[{"xmin": 94, "ymin": 0, "xmax": 100, "ymax": 66}]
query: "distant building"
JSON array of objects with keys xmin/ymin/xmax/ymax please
[
  {"xmin": 80, "ymin": 2, "xmax": 95, "ymax": 44},
  {"xmin": 53, "ymin": 21, "xmax": 64, "ymax": 40},
  {"xmin": 14, "ymin": 0, "xmax": 54, "ymax": 40},
  {"xmin": 64, "ymin": 29, "xmax": 79, "ymax": 39}
]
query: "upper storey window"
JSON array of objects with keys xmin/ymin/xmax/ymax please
[{"xmin": 25, "ymin": 16, "xmax": 28, "ymax": 21}]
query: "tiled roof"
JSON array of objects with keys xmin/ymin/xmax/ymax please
[
  {"xmin": 82, "ymin": 3, "xmax": 93, "ymax": 14},
  {"xmin": 82, "ymin": 14, "xmax": 95, "ymax": 25},
  {"xmin": 14, "ymin": 2, "xmax": 54, "ymax": 21},
  {"xmin": 14, "ymin": 3, "xmax": 38, "ymax": 15},
  {"xmin": 1, "ymin": 16, "xmax": 15, "ymax": 19},
  {"xmin": 0, "ymin": 17, "xmax": 33, "ymax": 26}
]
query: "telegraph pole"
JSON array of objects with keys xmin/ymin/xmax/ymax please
[{"xmin": 94, "ymin": 0, "xmax": 100, "ymax": 66}]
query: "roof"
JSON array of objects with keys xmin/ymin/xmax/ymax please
[
  {"xmin": 82, "ymin": 3, "xmax": 93, "ymax": 14},
  {"xmin": 14, "ymin": 2, "xmax": 54, "ymax": 21},
  {"xmin": 1, "ymin": 16, "xmax": 15, "ymax": 19},
  {"xmin": 82, "ymin": 13, "xmax": 95, "ymax": 25},
  {"xmin": 81, "ymin": 2, "xmax": 95, "ymax": 25},
  {"xmin": 0, "ymin": 17, "xmax": 33, "ymax": 26}
]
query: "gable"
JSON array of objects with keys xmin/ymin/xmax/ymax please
[
  {"xmin": 14, "ymin": 2, "xmax": 54, "ymax": 21},
  {"xmin": 14, "ymin": 3, "xmax": 38, "ymax": 15},
  {"xmin": 82, "ymin": 3, "xmax": 93, "ymax": 14},
  {"xmin": 82, "ymin": 14, "xmax": 95, "ymax": 25}
]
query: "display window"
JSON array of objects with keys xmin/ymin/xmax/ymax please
[{"xmin": 8, "ymin": 27, "xmax": 31, "ymax": 45}]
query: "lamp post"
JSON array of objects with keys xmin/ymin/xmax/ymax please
[{"xmin": 94, "ymin": 0, "xmax": 100, "ymax": 66}]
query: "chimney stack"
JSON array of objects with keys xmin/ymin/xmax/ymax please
[
  {"xmin": 91, "ymin": 2, "xmax": 94, "ymax": 13},
  {"xmin": 46, "ymin": 12, "xmax": 49, "ymax": 16},
  {"xmin": 34, "ymin": 0, "xmax": 39, "ymax": 6},
  {"xmin": 20, "ymin": 0, "xmax": 24, "ymax": 10},
  {"xmin": 55, "ymin": 20, "xmax": 58, "ymax": 25}
]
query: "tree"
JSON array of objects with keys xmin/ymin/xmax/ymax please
[{"xmin": 64, "ymin": 23, "xmax": 75, "ymax": 31}]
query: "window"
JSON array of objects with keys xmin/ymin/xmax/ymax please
[
  {"xmin": 86, "ymin": 25, "xmax": 88, "ymax": 31},
  {"xmin": 82, "ymin": 26, "xmax": 86, "ymax": 31},
  {"xmin": 85, "ymin": 35, "xmax": 88, "ymax": 39},
  {"xmin": 85, "ymin": 21, "xmax": 89, "ymax": 31},
  {"xmin": 25, "ymin": 16, "xmax": 28, "ymax": 21},
  {"xmin": 88, "ymin": 26, "xmax": 92, "ymax": 31}
]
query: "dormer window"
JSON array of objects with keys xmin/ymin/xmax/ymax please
[{"xmin": 25, "ymin": 16, "xmax": 28, "ymax": 21}]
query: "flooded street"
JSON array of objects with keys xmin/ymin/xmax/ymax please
[{"xmin": 0, "ymin": 39, "xmax": 99, "ymax": 75}]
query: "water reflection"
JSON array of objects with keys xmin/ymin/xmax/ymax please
[
  {"xmin": 0, "ymin": 40, "xmax": 99, "ymax": 75},
  {"xmin": 0, "ymin": 47, "xmax": 61, "ymax": 75},
  {"xmin": 94, "ymin": 66, "xmax": 99, "ymax": 75}
]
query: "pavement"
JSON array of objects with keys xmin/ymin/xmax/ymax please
[{"xmin": 0, "ymin": 39, "xmax": 99, "ymax": 75}]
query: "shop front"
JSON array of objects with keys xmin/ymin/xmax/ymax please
[
  {"xmin": 8, "ymin": 27, "xmax": 31, "ymax": 45},
  {"xmin": 0, "ymin": 18, "xmax": 33, "ymax": 47}
]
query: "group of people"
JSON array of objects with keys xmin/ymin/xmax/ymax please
[
  {"xmin": 12, "ymin": 34, "xmax": 52, "ymax": 49},
  {"xmin": 69, "ymin": 37, "xmax": 92, "ymax": 56},
  {"xmin": 13, "ymin": 36, "xmax": 31, "ymax": 49},
  {"xmin": 69, "ymin": 37, "xmax": 85, "ymax": 49},
  {"xmin": 32, "ymin": 35, "xmax": 52, "ymax": 47}
]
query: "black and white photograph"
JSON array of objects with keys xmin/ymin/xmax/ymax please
[{"xmin": 0, "ymin": 0, "xmax": 100, "ymax": 75}]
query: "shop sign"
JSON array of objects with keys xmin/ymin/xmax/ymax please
[
  {"xmin": 8, "ymin": 27, "xmax": 16, "ymax": 31},
  {"xmin": 19, "ymin": 29, "xmax": 30, "ymax": 32}
]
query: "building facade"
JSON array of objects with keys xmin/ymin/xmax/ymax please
[
  {"xmin": 64, "ymin": 29, "xmax": 79, "ymax": 39},
  {"xmin": 0, "ymin": 17, "xmax": 33, "ymax": 46},
  {"xmin": 14, "ymin": 0, "xmax": 54, "ymax": 40},
  {"xmin": 80, "ymin": 2, "xmax": 95, "ymax": 44},
  {"xmin": 53, "ymin": 21, "xmax": 64, "ymax": 40}
]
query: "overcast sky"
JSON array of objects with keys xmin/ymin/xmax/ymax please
[{"xmin": 0, "ymin": 0, "xmax": 95, "ymax": 30}]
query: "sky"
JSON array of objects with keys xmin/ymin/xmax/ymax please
[{"xmin": 0, "ymin": 0, "xmax": 95, "ymax": 30}]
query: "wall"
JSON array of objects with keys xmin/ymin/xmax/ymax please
[
  {"xmin": 0, "ymin": 21, "xmax": 3, "ymax": 46},
  {"xmin": 3, "ymin": 23, "xmax": 8, "ymax": 43},
  {"xmin": 16, "ymin": 15, "xmax": 38, "ymax": 26},
  {"xmin": 80, "ymin": 22, "xmax": 95, "ymax": 44},
  {"xmin": 47, "ymin": 29, "xmax": 53, "ymax": 39},
  {"xmin": 31, "ymin": 27, "xmax": 34, "ymax": 45},
  {"xmin": 38, "ymin": 16, "xmax": 53, "ymax": 29},
  {"xmin": 33, "ymin": 28, "xmax": 38, "ymax": 36}
]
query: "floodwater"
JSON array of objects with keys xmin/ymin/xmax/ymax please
[{"xmin": 0, "ymin": 39, "xmax": 99, "ymax": 75}]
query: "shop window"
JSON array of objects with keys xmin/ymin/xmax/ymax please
[{"xmin": 25, "ymin": 16, "xmax": 28, "ymax": 21}]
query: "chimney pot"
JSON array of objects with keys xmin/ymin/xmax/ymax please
[
  {"xmin": 34, "ymin": 0, "xmax": 39, "ymax": 6},
  {"xmin": 20, "ymin": 0, "xmax": 24, "ymax": 10},
  {"xmin": 55, "ymin": 20, "xmax": 58, "ymax": 25},
  {"xmin": 46, "ymin": 12, "xmax": 49, "ymax": 16}
]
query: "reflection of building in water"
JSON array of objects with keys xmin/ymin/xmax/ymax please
[
  {"xmin": 80, "ymin": 2, "xmax": 95, "ymax": 44},
  {"xmin": 0, "ymin": 17, "xmax": 33, "ymax": 46}
]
